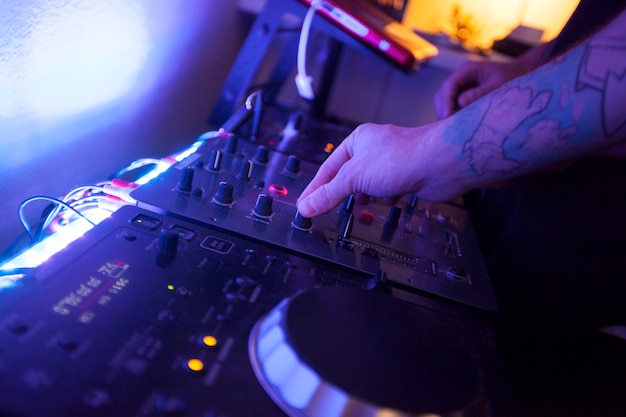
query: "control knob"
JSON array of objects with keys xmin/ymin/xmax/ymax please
[
  {"xmin": 385, "ymin": 206, "xmax": 402, "ymax": 228},
  {"xmin": 213, "ymin": 182, "xmax": 234, "ymax": 206},
  {"xmin": 156, "ymin": 228, "xmax": 179, "ymax": 266},
  {"xmin": 291, "ymin": 212, "xmax": 313, "ymax": 231},
  {"xmin": 207, "ymin": 150, "xmax": 222, "ymax": 172},
  {"xmin": 253, "ymin": 194, "xmax": 273, "ymax": 217},
  {"xmin": 284, "ymin": 155, "xmax": 300, "ymax": 175},
  {"xmin": 342, "ymin": 195, "xmax": 355, "ymax": 214},
  {"xmin": 177, "ymin": 167, "xmax": 194, "ymax": 192},
  {"xmin": 254, "ymin": 146, "xmax": 270, "ymax": 164},
  {"xmin": 237, "ymin": 160, "xmax": 253, "ymax": 181},
  {"xmin": 223, "ymin": 135, "xmax": 238, "ymax": 154}
]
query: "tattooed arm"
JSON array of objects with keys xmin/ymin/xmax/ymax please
[{"xmin": 297, "ymin": 9, "xmax": 626, "ymax": 218}]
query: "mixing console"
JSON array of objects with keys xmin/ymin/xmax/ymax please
[
  {"xmin": 132, "ymin": 133, "xmax": 498, "ymax": 311},
  {"xmin": 0, "ymin": 206, "xmax": 517, "ymax": 416},
  {"xmin": 0, "ymin": 105, "xmax": 520, "ymax": 416}
]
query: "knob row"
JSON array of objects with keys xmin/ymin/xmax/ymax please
[
  {"xmin": 195, "ymin": 146, "xmax": 300, "ymax": 174},
  {"xmin": 212, "ymin": 183, "xmax": 313, "ymax": 230}
]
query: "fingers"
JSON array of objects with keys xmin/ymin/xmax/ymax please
[
  {"xmin": 434, "ymin": 62, "xmax": 481, "ymax": 119},
  {"xmin": 433, "ymin": 80, "xmax": 458, "ymax": 120},
  {"xmin": 297, "ymin": 140, "xmax": 353, "ymax": 217},
  {"xmin": 297, "ymin": 177, "xmax": 350, "ymax": 217},
  {"xmin": 457, "ymin": 85, "xmax": 487, "ymax": 108}
]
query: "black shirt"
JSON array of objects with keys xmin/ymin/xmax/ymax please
[{"xmin": 465, "ymin": 2, "xmax": 626, "ymax": 416}]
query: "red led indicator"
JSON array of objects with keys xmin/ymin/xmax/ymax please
[
  {"xmin": 268, "ymin": 184, "xmax": 288, "ymax": 197},
  {"xmin": 359, "ymin": 210, "xmax": 375, "ymax": 225}
]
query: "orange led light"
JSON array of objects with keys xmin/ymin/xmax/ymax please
[
  {"xmin": 324, "ymin": 143, "xmax": 335, "ymax": 153},
  {"xmin": 186, "ymin": 358, "xmax": 204, "ymax": 372},
  {"xmin": 202, "ymin": 335, "xmax": 218, "ymax": 347}
]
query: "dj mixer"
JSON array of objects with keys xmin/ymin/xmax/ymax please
[
  {"xmin": 131, "ymin": 132, "xmax": 498, "ymax": 312},
  {"xmin": 0, "ymin": 109, "xmax": 518, "ymax": 416}
]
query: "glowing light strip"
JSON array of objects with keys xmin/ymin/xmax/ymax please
[
  {"xmin": 0, "ymin": 132, "xmax": 220, "ymax": 282},
  {"xmin": 133, "ymin": 136, "xmax": 212, "ymax": 186},
  {"xmin": 133, "ymin": 160, "xmax": 173, "ymax": 186},
  {"xmin": 0, "ymin": 207, "xmax": 111, "ymax": 272},
  {"xmin": 174, "ymin": 139, "xmax": 206, "ymax": 162}
]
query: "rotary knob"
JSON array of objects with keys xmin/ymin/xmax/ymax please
[
  {"xmin": 156, "ymin": 228, "xmax": 179, "ymax": 266},
  {"xmin": 341, "ymin": 195, "xmax": 355, "ymax": 214},
  {"xmin": 253, "ymin": 194, "xmax": 273, "ymax": 217},
  {"xmin": 284, "ymin": 155, "xmax": 300, "ymax": 175},
  {"xmin": 291, "ymin": 212, "xmax": 313, "ymax": 231},
  {"xmin": 207, "ymin": 150, "xmax": 222, "ymax": 172},
  {"xmin": 385, "ymin": 206, "xmax": 402, "ymax": 228},
  {"xmin": 237, "ymin": 160, "xmax": 253, "ymax": 181},
  {"xmin": 254, "ymin": 145, "xmax": 270, "ymax": 164},
  {"xmin": 213, "ymin": 182, "xmax": 234, "ymax": 206},
  {"xmin": 406, "ymin": 194, "xmax": 418, "ymax": 210},
  {"xmin": 223, "ymin": 135, "xmax": 238, "ymax": 154},
  {"xmin": 177, "ymin": 167, "xmax": 194, "ymax": 192},
  {"xmin": 249, "ymin": 287, "xmax": 484, "ymax": 417}
]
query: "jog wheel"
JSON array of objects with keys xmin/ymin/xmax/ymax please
[{"xmin": 249, "ymin": 286, "xmax": 488, "ymax": 417}]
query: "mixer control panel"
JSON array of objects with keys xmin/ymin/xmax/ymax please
[
  {"xmin": 0, "ymin": 206, "xmax": 517, "ymax": 417},
  {"xmin": 132, "ymin": 134, "xmax": 498, "ymax": 311}
]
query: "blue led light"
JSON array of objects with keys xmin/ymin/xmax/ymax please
[{"xmin": 0, "ymin": 207, "xmax": 111, "ymax": 272}]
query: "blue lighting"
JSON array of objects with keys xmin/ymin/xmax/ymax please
[
  {"xmin": 2, "ymin": 0, "xmax": 150, "ymax": 121},
  {"xmin": 0, "ymin": 207, "xmax": 112, "ymax": 272}
]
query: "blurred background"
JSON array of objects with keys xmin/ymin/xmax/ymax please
[{"xmin": 0, "ymin": 0, "xmax": 577, "ymax": 253}]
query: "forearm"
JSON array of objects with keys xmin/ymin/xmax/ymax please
[
  {"xmin": 296, "ymin": 10, "xmax": 626, "ymax": 217},
  {"xmin": 447, "ymin": 9, "xmax": 626, "ymax": 185}
]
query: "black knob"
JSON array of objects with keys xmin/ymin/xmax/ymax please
[
  {"xmin": 292, "ymin": 212, "xmax": 313, "ymax": 231},
  {"xmin": 340, "ymin": 213, "xmax": 355, "ymax": 240},
  {"xmin": 223, "ymin": 135, "xmax": 238, "ymax": 154},
  {"xmin": 342, "ymin": 194, "xmax": 355, "ymax": 214},
  {"xmin": 207, "ymin": 150, "xmax": 222, "ymax": 172},
  {"xmin": 237, "ymin": 160, "xmax": 253, "ymax": 181},
  {"xmin": 156, "ymin": 228, "xmax": 179, "ymax": 262},
  {"xmin": 254, "ymin": 146, "xmax": 269, "ymax": 164},
  {"xmin": 253, "ymin": 194, "xmax": 273, "ymax": 217},
  {"xmin": 385, "ymin": 206, "xmax": 402, "ymax": 228},
  {"xmin": 177, "ymin": 168, "xmax": 194, "ymax": 192},
  {"xmin": 284, "ymin": 155, "xmax": 300, "ymax": 175},
  {"xmin": 406, "ymin": 194, "xmax": 419, "ymax": 210},
  {"xmin": 213, "ymin": 182, "xmax": 234, "ymax": 205}
]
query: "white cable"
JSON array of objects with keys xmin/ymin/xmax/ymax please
[{"xmin": 295, "ymin": 0, "xmax": 323, "ymax": 100}]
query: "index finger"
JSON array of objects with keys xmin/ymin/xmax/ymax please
[{"xmin": 298, "ymin": 139, "xmax": 351, "ymax": 203}]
